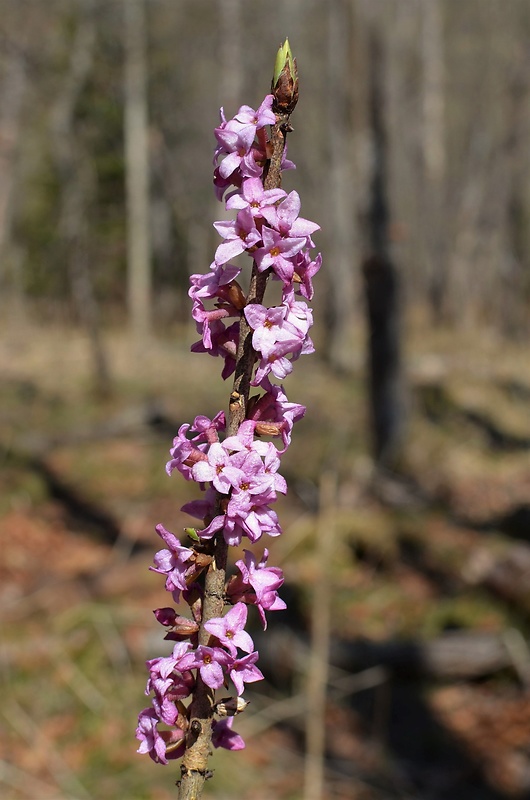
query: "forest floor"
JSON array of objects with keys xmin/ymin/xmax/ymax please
[{"xmin": 1, "ymin": 316, "xmax": 530, "ymax": 800}]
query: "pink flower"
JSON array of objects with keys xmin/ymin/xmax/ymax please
[
  {"xmin": 261, "ymin": 189, "xmax": 320, "ymax": 243},
  {"xmin": 145, "ymin": 641, "xmax": 192, "ymax": 691},
  {"xmin": 150, "ymin": 525, "xmax": 195, "ymax": 597},
  {"xmin": 191, "ymin": 319, "xmax": 239, "ymax": 379},
  {"xmin": 229, "ymin": 650, "xmax": 264, "ymax": 695},
  {"xmin": 228, "ymin": 549, "xmax": 286, "ymax": 629},
  {"xmin": 222, "ymin": 419, "xmax": 268, "ymax": 457},
  {"xmin": 136, "ymin": 708, "xmax": 172, "ymax": 764},
  {"xmin": 244, "ymin": 303, "xmax": 302, "ymax": 359},
  {"xmin": 233, "ymin": 95, "xmax": 276, "ymax": 129},
  {"xmin": 136, "ymin": 709, "xmax": 187, "ymax": 763},
  {"xmin": 191, "ymin": 442, "xmax": 245, "ymax": 494},
  {"xmin": 189, "ymin": 263, "xmax": 241, "ymax": 302},
  {"xmin": 248, "ymin": 378, "xmax": 306, "ymax": 453},
  {"xmin": 204, "ymin": 602, "xmax": 254, "ymax": 657},
  {"xmin": 291, "ymin": 250, "xmax": 322, "ymax": 300},
  {"xmin": 253, "ymin": 226, "xmax": 307, "ymax": 284},
  {"xmin": 214, "ymin": 124, "xmax": 257, "ymax": 179},
  {"xmin": 252, "ymin": 339, "xmax": 297, "ymax": 385},
  {"xmin": 178, "ymin": 645, "xmax": 233, "ymax": 690},
  {"xmin": 211, "ymin": 717, "xmax": 245, "ymax": 751},
  {"xmin": 226, "ymin": 177, "xmax": 286, "ymax": 218},
  {"xmin": 214, "ymin": 208, "xmax": 262, "ymax": 265}
]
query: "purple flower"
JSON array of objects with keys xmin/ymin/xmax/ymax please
[
  {"xmin": 229, "ymin": 650, "xmax": 264, "ymax": 695},
  {"xmin": 291, "ymin": 250, "xmax": 322, "ymax": 300},
  {"xmin": 261, "ymin": 189, "xmax": 320, "ymax": 244},
  {"xmin": 136, "ymin": 709, "xmax": 187, "ymax": 763},
  {"xmin": 249, "ymin": 378, "xmax": 306, "ymax": 452},
  {"xmin": 204, "ymin": 602, "xmax": 254, "ymax": 656},
  {"xmin": 222, "ymin": 419, "xmax": 268, "ymax": 458},
  {"xmin": 196, "ymin": 512, "xmax": 226, "ymax": 541},
  {"xmin": 280, "ymin": 143, "xmax": 296, "ymax": 173},
  {"xmin": 145, "ymin": 641, "xmax": 193, "ymax": 699},
  {"xmin": 244, "ymin": 303, "xmax": 302, "ymax": 359},
  {"xmin": 191, "ymin": 319, "xmax": 239, "ymax": 379},
  {"xmin": 150, "ymin": 525, "xmax": 194, "ymax": 596},
  {"xmin": 196, "ymin": 477, "xmax": 282, "ymax": 546},
  {"xmin": 228, "ymin": 549, "xmax": 286, "ymax": 629},
  {"xmin": 212, "ymin": 97, "xmax": 273, "ymax": 182},
  {"xmin": 180, "ymin": 486, "xmax": 217, "ymax": 525},
  {"xmin": 192, "ymin": 298, "xmax": 235, "ymax": 350},
  {"xmin": 178, "ymin": 645, "xmax": 233, "ymax": 690},
  {"xmin": 136, "ymin": 708, "xmax": 171, "ymax": 764},
  {"xmin": 152, "ymin": 689, "xmax": 186, "ymax": 726},
  {"xmin": 189, "ymin": 263, "xmax": 241, "ymax": 302},
  {"xmin": 214, "ymin": 123, "xmax": 264, "ymax": 180},
  {"xmin": 188, "ymin": 412, "xmax": 226, "ymax": 444},
  {"xmin": 214, "ymin": 124, "xmax": 256, "ymax": 178},
  {"xmin": 261, "ymin": 443, "xmax": 288, "ymax": 494},
  {"xmin": 233, "ymin": 95, "xmax": 276, "ymax": 129},
  {"xmin": 228, "ymin": 449, "xmax": 277, "ymax": 495},
  {"xmin": 283, "ymin": 295, "xmax": 314, "ymax": 342},
  {"xmin": 191, "ymin": 442, "xmax": 245, "ymax": 494},
  {"xmin": 211, "ymin": 717, "xmax": 245, "ymax": 751},
  {"xmin": 165, "ymin": 424, "xmax": 197, "ymax": 479},
  {"xmin": 253, "ymin": 226, "xmax": 307, "ymax": 283},
  {"xmin": 227, "ymin": 490, "xmax": 282, "ymax": 542},
  {"xmin": 213, "ymin": 165, "xmax": 240, "ymax": 201},
  {"xmin": 252, "ymin": 338, "xmax": 297, "ymax": 385},
  {"xmin": 214, "ymin": 208, "xmax": 262, "ymax": 265},
  {"xmin": 226, "ymin": 177, "xmax": 286, "ymax": 218}
]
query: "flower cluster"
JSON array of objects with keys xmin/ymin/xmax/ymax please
[{"xmin": 136, "ymin": 85, "xmax": 320, "ymax": 769}]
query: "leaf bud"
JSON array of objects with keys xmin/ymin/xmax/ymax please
[{"xmin": 271, "ymin": 38, "xmax": 298, "ymax": 116}]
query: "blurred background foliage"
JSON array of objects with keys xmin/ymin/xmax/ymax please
[{"xmin": 2, "ymin": 0, "xmax": 530, "ymax": 333}]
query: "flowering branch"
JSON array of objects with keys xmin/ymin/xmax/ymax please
[{"xmin": 136, "ymin": 40, "xmax": 321, "ymax": 799}]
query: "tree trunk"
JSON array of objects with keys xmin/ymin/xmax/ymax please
[
  {"xmin": 326, "ymin": 0, "xmax": 358, "ymax": 373},
  {"xmin": 50, "ymin": 0, "xmax": 111, "ymax": 398},
  {"xmin": 421, "ymin": 0, "xmax": 447, "ymax": 321},
  {"xmin": 361, "ymin": 29, "xmax": 406, "ymax": 471},
  {"xmin": 124, "ymin": 0, "xmax": 152, "ymax": 344},
  {"xmin": 217, "ymin": 0, "xmax": 242, "ymax": 117},
  {"xmin": 0, "ymin": 42, "xmax": 27, "ymax": 324}
]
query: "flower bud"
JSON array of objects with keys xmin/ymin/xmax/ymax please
[
  {"xmin": 214, "ymin": 696, "xmax": 249, "ymax": 717},
  {"xmin": 154, "ymin": 608, "xmax": 200, "ymax": 640},
  {"xmin": 271, "ymin": 38, "xmax": 298, "ymax": 116},
  {"xmin": 219, "ymin": 280, "xmax": 247, "ymax": 310},
  {"xmin": 254, "ymin": 421, "xmax": 283, "ymax": 437}
]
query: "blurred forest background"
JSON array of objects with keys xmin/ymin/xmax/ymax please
[{"xmin": 2, "ymin": 1, "xmax": 530, "ymax": 799}]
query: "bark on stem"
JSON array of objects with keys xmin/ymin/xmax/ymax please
[{"xmin": 177, "ymin": 118, "xmax": 288, "ymax": 800}]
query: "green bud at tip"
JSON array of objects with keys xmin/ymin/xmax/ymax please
[
  {"xmin": 273, "ymin": 38, "xmax": 294, "ymax": 87},
  {"xmin": 271, "ymin": 38, "xmax": 299, "ymax": 115}
]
